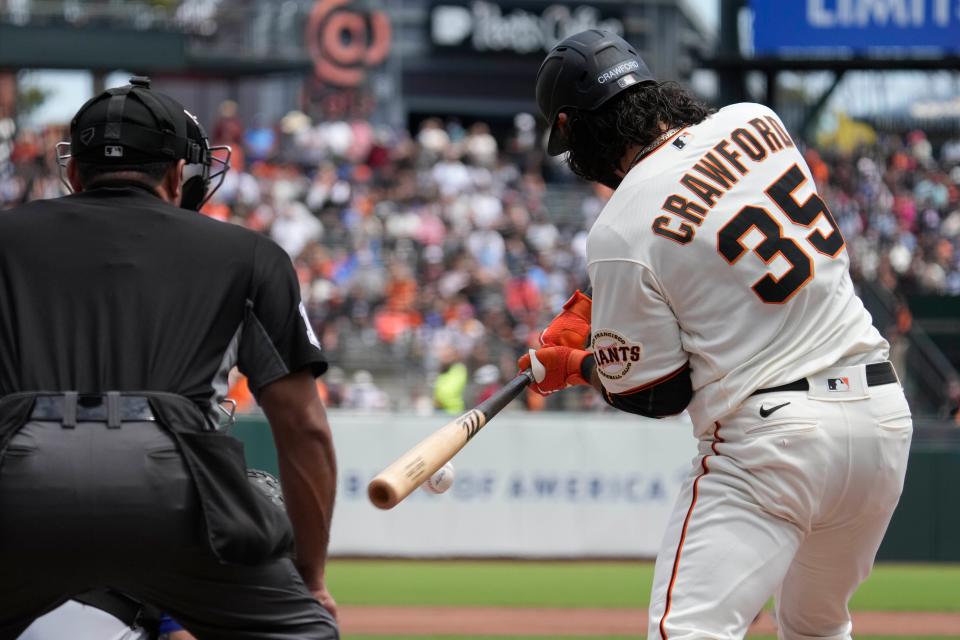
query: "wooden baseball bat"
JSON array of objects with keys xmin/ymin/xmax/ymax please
[{"xmin": 367, "ymin": 369, "xmax": 534, "ymax": 510}]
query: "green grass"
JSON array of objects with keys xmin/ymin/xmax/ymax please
[
  {"xmin": 329, "ymin": 560, "xmax": 650, "ymax": 608},
  {"xmin": 328, "ymin": 560, "xmax": 960, "ymax": 611},
  {"xmin": 850, "ymin": 564, "xmax": 960, "ymax": 611}
]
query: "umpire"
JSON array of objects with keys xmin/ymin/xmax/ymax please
[{"xmin": 0, "ymin": 77, "xmax": 339, "ymax": 640}]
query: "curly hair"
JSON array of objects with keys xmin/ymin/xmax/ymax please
[{"xmin": 563, "ymin": 81, "xmax": 714, "ymax": 186}]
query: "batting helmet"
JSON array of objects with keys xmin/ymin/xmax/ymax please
[
  {"xmin": 536, "ymin": 30, "xmax": 655, "ymax": 156},
  {"xmin": 57, "ymin": 76, "xmax": 231, "ymax": 211}
]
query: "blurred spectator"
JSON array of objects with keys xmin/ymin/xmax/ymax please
[
  {"xmin": 433, "ymin": 346, "xmax": 468, "ymax": 414},
  {"xmin": 212, "ymin": 100, "xmax": 244, "ymax": 146},
  {"xmin": 342, "ymin": 370, "xmax": 388, "ymax": 411},
  {"xmin": 271, "ymin": 200, "xmax": 323, "ymax": 257},
  {"xmin": 317, "ymin": 366, "xmax": 344, "ymax": 409},
  {"xmin": 5, "ymin": 106, "xmax": 959, "ymax": 414},
  {"xmin": 472, "ymin": 364, "xmax": 501, "ymax": 405}
]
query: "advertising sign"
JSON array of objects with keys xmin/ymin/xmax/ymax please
[
  {"xmin": 324, "ymin": 412, "xmax": 698, "ymax": 558},
  {"xmin": 751, "ymin": 0, "xmax": 960, "ymax": 55},
  {"xmin": 306, "ymin": 0, "xmax": 391, "ymax": 86},
  {"xmin": 430, "ymin": 1, "xmax": 624, "ymax": 55}
]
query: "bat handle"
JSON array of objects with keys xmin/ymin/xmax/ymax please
[{"xmin": 474, "ymin": 369, "xmax": 533, "ymax": 419}]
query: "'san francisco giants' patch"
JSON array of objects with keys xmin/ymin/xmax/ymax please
[{"xmin": 592, "ymin": 330, "xmax": 642, "ymax": 380}]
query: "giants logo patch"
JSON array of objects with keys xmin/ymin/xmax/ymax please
[{"xmin": 592, "ymin": 330, "xmax": 642, "ymax": 380}]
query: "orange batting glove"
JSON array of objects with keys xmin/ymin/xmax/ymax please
[
  {"xmin": 539, "ymin": 290, "xmax": 592, "ymax": 348},
  {"xmin": 518, "ymin": 346, "xmax": 591, "ymax": 396}
]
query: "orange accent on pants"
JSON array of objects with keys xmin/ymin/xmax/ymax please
[{"xmin": 659, "ymin": 422, "xmax": 722, "ymax": 640}]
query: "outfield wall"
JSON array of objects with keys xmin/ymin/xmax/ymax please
[
  {"xmin": 233, "ymin": 411, "xmax": 960, "ymax": 560},
  {"xmin": 233, "ymin": 411, "xmax": 698, "ymax": 558}
]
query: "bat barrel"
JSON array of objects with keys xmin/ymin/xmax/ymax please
[
  {"xmin": 367, "ymin": 478, "xmax": 399, "ymax": 510},
  {"xmin": 366, "ymin": 370, "xmax": 533, "ymax": 510}
]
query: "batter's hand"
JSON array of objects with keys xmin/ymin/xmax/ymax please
[
  {"xmin": 518, "ymin": 346, "xmax": 590, "ymax": 395},
  {"xmin": 540, "ymin": 290, "xmax": 592, "ymax": 348}
]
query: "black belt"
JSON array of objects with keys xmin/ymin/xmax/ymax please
[
  {"xmin": 29, "ymin": 392, "xmax": 155, "ymax": 427},
  {"xmin": 74, "ymin": 590, "xmax": 144, "ymax": 628},
  {"xmin": 751, "ymin": 361, "xmax": 897, "ymax": 396},
  {"xmin": 74, "ymin": 590, "xmax": 162, "ymax": 633}
]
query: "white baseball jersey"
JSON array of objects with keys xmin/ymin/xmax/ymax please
[{"xmin": 587, "ymin": 102, "xmax": 888, "ymax": 432}]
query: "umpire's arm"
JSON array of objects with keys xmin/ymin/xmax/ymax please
[
  {"xmin": 240, "ymin": 236, "xmax": 337, "ymax": 618},
  {"xmin": 260, "ymin": 370, "xmax": 337, "ymax": 618}
]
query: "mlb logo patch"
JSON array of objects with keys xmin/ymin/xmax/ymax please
[
  {"xmin": 672, "ymin": 133, "xmax": 693, "ymax": 150},
  {"xmin": 104, "ymin": 145, "xmax": 124, "ymax": 158},
  {"xmin": 827, "ymin": 377, "xmax": 850, "ymax": 392}
]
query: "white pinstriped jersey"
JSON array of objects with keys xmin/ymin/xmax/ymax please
[{"xmin": 587, "ymin": 102, "xmax": 888, "ymax": 432}]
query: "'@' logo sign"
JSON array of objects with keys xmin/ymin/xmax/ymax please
[{"xmin": 306, "ymin": 0, "xmax": 391, "ymax": 87}]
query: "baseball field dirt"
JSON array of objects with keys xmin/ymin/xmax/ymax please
[{"xmin": 339, "ymin": 606, "xmax": 960, "ymax": 636}]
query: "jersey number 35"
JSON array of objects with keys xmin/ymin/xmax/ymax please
[{"xmin": 717, "ymin": 164, "xmax": 844, "ymax": 304}]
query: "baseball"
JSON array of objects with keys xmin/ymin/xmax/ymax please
[{"xmin": 422, "ymin": 462, "xmax": 455, "ymax": 494}]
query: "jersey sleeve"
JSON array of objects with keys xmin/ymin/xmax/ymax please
[
  {"xmin": 588, "ymin": 232, "xmax": 691, "ymax": 417},
  {"xmin": 238, "ymin": 236, "xmax": 327, "ymax": 396}
]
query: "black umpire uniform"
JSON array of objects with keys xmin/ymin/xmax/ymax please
[{"xmin": 0, "ymin": 79, "xmax": 338, "ymax": 639}]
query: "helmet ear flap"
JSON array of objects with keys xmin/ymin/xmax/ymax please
[
  {"xmin": 179, "ymin": 144, "xmax": 231, "ymax": 211},
  {"xmin": 180, "ymin": 175, "xmax": 207, "ymax": 211}
]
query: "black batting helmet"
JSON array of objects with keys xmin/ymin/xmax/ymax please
[{"xmin": 536, "ymin": 30, "xmax": 655, "ymax": 156}]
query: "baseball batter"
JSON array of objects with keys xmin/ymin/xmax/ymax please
[{"xmin": 521, "ymin": 30, "xmax": 912, "ymax": 639}]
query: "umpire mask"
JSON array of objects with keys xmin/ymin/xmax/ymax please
[
  {"xmin": 179, "ymin": 108, "xmax": 231, "ymax": 211},
  {"xmin": 56, "ymin": 76, "xmax": 231, "ymax": 211}
]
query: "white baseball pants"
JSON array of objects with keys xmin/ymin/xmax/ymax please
[
  {"xmin": 648, "ymin": 366, "xmax": 912, "ymax": 640},
  {"xmin": 18, "ymin": 601, "xmax": 148, "ymax": 640}
]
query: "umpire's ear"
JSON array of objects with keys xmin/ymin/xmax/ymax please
[{"xmin": 163, "ymin": 159, "xmax": 188, "ymax": 206}]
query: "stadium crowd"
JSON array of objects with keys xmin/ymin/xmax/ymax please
[{"xmin": 2, "ymin": 105, "xmax": 959, "ymax": 413}]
